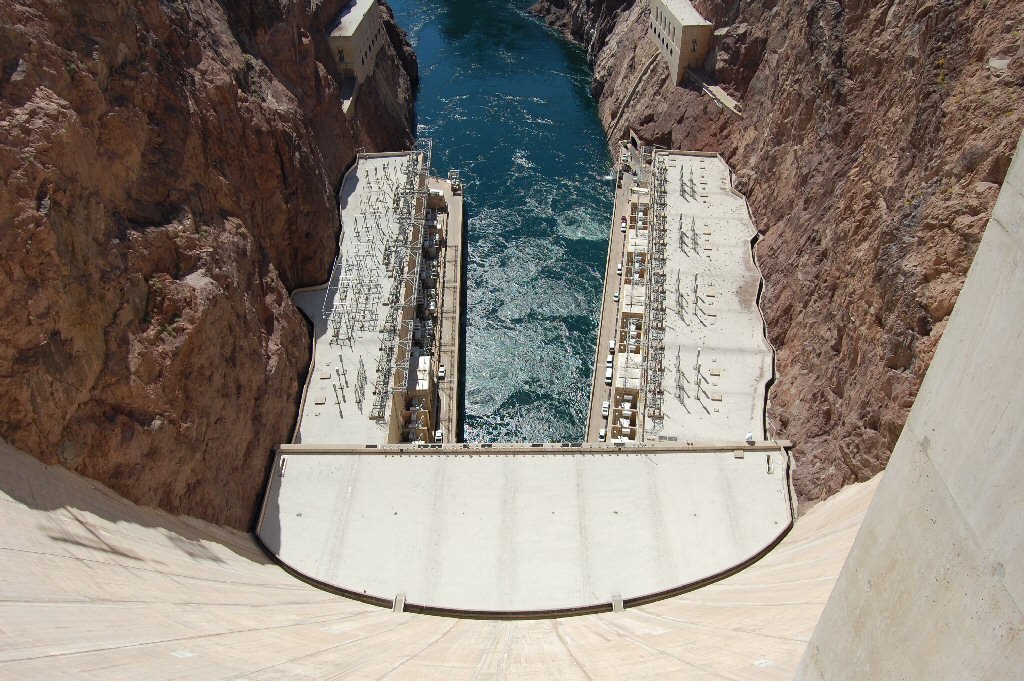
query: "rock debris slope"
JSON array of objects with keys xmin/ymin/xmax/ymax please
[
  {"xmin": 0, "ymin": 0, "xmax": 417, "ymax": 528},
  {"xmin": 534, "ymin": 0, "xmax": 1024, "ymax": 505}
]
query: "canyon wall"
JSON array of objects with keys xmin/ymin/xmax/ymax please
[
  {"xmin": 534, "ymin": 0, "xmax": 1024, "ymax": 504},
  {"xmin": 0, "ymin": 0, "xmax": 417, "ymax": 529}
]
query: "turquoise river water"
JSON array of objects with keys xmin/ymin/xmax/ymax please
[{"xmin": 389, "ymin": 0, "xmax": 613, "ymax": 442}]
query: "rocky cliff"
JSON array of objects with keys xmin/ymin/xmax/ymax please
[
  {"xmin": 534, "ymin": 0, "xmax": 1023, "ymax": 505},
  {"xmin": 0, "ymin": 0, "xmax": 417, "ymax": 529}
]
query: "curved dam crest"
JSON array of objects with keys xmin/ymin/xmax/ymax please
[{"xmin": 259, "ymin": 445, "xmax": 792, "ymax": 615}]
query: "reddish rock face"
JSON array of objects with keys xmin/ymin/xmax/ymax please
[
  {"xmin": 534, "ymin": 0, "xmax": 1023, "ymax": 505},
  {"xmin": 0, "ymin": 0, "xmax": 416, "ymax": 529}
]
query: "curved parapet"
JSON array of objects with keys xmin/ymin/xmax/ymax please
[{"xmin": 256, "ymin": 444, "xmax": 793, "ymax": 615}]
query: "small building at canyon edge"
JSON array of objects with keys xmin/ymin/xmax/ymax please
[
  {"xmin": 328, "ymin": 0, "xmax": 387, "ymax": 85},
  {"xmin": 649, "ymin": 0, "xmax": 713, "ymax": 84}
]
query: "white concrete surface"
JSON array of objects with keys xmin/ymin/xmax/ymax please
[
  {"xmin": 657, "ymin": 0, "xmax": 709, "ymax": 25},
  {"xmin": 795, "ymin": 129, "xmax": 1024, "ymax": 680},
  {"xmin": 654, "ymin": 151, "xmax": 773, "ymax": 442},
  {"xmin": 686, "ymin": 70, "xmax": 745, "ymax": 117},
  {"xmin": 331, "ymin": 0, "xmax": 377, "ymax": 36},
  {"xmin": 590, "ymin": 150, "xmax": 772, "ymax": 444},
  {"xmin": 292, "ymin": 152, "xmax": 418, "ymax": 445},
  {"xmin": 0, "ymin": 439, "xmax": 877, "ymax": 679},
  {"xmin": 257, "ymin": 447, "xmax": 792, "ymax": 613}
]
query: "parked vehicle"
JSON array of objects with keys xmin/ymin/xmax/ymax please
[
  {"xmin": 601, "ymin": 401, "xmax": 610, "ymax": 418},
  {"xmin": 598, "ymin": 428, "xmax": 607, "ymax": 442}
]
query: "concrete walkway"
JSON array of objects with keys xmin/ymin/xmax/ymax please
[
  {"xmin": 606, "ymin": 52, "xmax": 662, "ymax": 142},
  {"xmin": 686, "ymin": 71, "xmax": 744, "ymax": 117},
  {"xmin": 584, "ymin": 146, "xmax": 639, "ymax": 442}
]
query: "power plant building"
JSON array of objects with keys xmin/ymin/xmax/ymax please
[
  {"xmin": 328, "ymin": 0, "xmax": 386, "ymax": 84},
  {"xmin": 649, "ymin": 0, "xmax": 713, "ymax": 84},
  {"xmin": 290, "ymin": 145, "xmax": 464, "ymax": 447}
]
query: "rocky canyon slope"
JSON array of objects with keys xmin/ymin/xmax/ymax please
[
  {"xmin": 534, "ymin": 0, "xmax": 1024, "ymax": 504},
  {"xmin": 0, "ymin": 0, "xmax": 417, "ymax": 528}
]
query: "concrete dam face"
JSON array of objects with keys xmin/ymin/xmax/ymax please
[
  {"xmin": 2, "ymin": 130, "xmax": 1021, "ymax": 679},
  {"xmin": 0, "ymin": 439, "xmax": 875, "ymax": 679}
]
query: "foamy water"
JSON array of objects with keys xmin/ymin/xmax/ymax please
[{"xmin": 390, "ymin": 0, "xmax": 612, "ymax": 441}]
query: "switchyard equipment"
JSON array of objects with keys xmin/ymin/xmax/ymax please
[
  {"xmin": 588, "ymin": 143, "xmax": 773, "ymax": 445},
  {"xmin": 290, "ymin": 143, "xmax": 463, "ymax": 445}
]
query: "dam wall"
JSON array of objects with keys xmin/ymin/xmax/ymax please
[{"xmin": 795, "ymin": 129, "xmax": 1024, "ymax": 679}]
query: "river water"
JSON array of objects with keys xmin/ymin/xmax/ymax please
[{"xmin": 389, "ymin": 0, "xmax": 612, "ymax": 442}]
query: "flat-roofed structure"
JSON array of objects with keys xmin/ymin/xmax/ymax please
[
  {"xmin": 328, "ymin": 0, "xmax": 386, "ymax": 85},
  {"xmin": 292, "ymin": 146, "xmax": 461, "ymax": 446},
  {"xmin": 649, "ymin": 0, "xmax": 713, "ymax": 84},
  {"xmin": 257, "ymin": 442, "xmax": 793, "ymax": 615},
  {"xmin": 652, "ymin": 151, "xmax": 773, "ymax": 442},
  {"xmin": 591, "ymin": 145, "xmax": 772, "ymax": 445}
]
